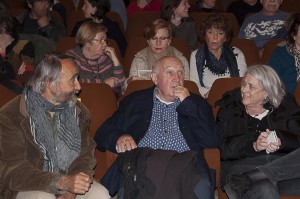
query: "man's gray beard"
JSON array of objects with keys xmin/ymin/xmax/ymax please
[{"xmin": 67, "ymin": 91, "xmax": 79, "ymax": 107}]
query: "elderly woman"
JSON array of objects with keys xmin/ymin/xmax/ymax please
[
  {"xmin": 71, "ymin": 0, "xmax": 127, "ymax": 56},
  {"xmin": 128, "ymin": 19, "xmax": 189, "ymax": 84},
  {"xmin": 190, "ymin": 14, "xmax": 247, "ymax": 98},
  {"xmin": 161, "ymin": 0, "xmax": 197, "ymax": 51},
  {"xmin": 0, "ymin": 11, "xmax": 35, "ymax": 84},
  {"xmin": 65, "ymin": 21, "xmax": 125, "ymax": 96},
  {"xmin": 269, "ymin": 12, "xmax": 300, "ymax": 94},
  {"xmin": 217, "ymin": 65, "xmax": 300, "ymax": 199}
]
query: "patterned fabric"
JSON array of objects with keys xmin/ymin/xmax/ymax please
[
  {"xmin": 65, "ymin": 45, "xmax": 125, "ymax": 85},
  {"xmin": 195, "ymin": 43, "xmax": 240, "ymax": 87},
  {"xmin": 287, "ymin": 44, "xmax": 300, "ymax": 81},
  {"xmin": 138, "ymin": 88, "xmax": 190, "ymax": 153},
  {"xmin": 24, "ymin": 88, "xmax": 81, "ymax": 172}
]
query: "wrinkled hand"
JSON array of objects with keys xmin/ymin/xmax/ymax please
[
  {"xmin": 37, "ymin": 15, "xmax": 50, "ymax": 27},
  {"xmin": 105, "ymin": 77, "xmax": 119, "ymax": 88},
  {"xmin": 265, "ymin": 129, "xmax": 281, "ymax": 153},
  {"xmin": 56, "ymin": 192, "xmax": 76, "ymax": 199},
  {"xmin": 116, "ymin": 134, "xmax": 137, "ymax": 153},
  {"xmin": 104, "ymin": 46, "xmax": 120, "ymax": 66},
  {"xmin": 173, "ymin": 86, "xmax": 190, "ymax": 101},
  {"xmin": 56, "ymin": 172, "xmax": 92, "ymax": 195},
  {"xmin": 254, "ymin": 131, "xmax": 269, "ymax": 152}
]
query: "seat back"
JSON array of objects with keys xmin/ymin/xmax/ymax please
[
  {"xmin": 280, "ymin": 0, "xmax": 300, "ymax": 13},
  {"xmin": 78, "ymin": 83, "xmax": 118, "ymax": 180},
  {"xmin": 260, "ymin": 38, "xmax": 285, "ymax": 65},
  {"xmin": 0, "ymin": 80, "xmax": 23, "ymax": 108},
  {"xmin": 66, "ymin": 10, "xmax": 85, "ymax": 36},
  {"xmin": 207, "ymin": 77, "xmax": 243, "ymax": 118},
  {"xmin": 125, "ymin": 11, "xmax": 161, "ymax": 41},
  {"xmin": 106, "ymin": 11, "xmax": 125, "ymax": 34},
  {"xmin": 56, "ymin": 37, "xmax": 76, "ymax": 53},
  {"xmin": 191, "ymin": 12, "xmax": 240, "ymax": 38},
  {"xmin": 230, "ymin": 38, "xmax": 260, "ymax": 66}
]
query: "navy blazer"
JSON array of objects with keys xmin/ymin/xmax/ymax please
[{"xmin": 94, "ymin": 86, "xmax": 223, "ymax": 194}]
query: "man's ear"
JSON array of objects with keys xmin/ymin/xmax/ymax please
[{"xmin": 151, "ymin": 72, "xmax": 158, "ymax": 85}]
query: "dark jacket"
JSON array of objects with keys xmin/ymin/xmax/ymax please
[
  {"xmin": 95, "ymin": 86, "xmax": 222, "ymax": 194},
  {"xmin": 71, "ymin": 17, "xmax": 127, "ymax": 56},
  {"xmin": 0, "ymin": 96, "xmax": 96, "ymax": 199},
  {"xmin": 217, "ymin": 88, "xmax": 300, "ymax": 161}
]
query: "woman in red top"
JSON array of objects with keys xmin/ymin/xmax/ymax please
[{"xmin": 126, "ymin": 0, "xmax": 162, "ymax": 17}]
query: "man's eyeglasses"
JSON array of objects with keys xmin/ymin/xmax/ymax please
[
  {"xmin": 92, "ymin": 38, "xmax": 108, "ymax": 44},
  {"xmin": 150, "ymin": 36, "xmax": 171, "ymax": 42}
]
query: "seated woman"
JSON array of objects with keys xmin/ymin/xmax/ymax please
[
  {"xmin": 161, "ymin": 0, "xmax": 197, "ymax": 51},
  {"xmin": 190, "ymin": 14, "xmax": 247, "ymax": 98},
  {"xmin": 217, "ymin": 64, "xmax": 300, "ymax": 199},
  {"xmin": 0, "ymin": 11, "xmax": 35, "ymax": 84},
  {"xmin": 128, "ymin": 19, "xmax": 189, "ymax": 84},
  {"xmin": 190, "ymin": 0, "xmax": 223, "ymax": 13},
  {"xmin": 269, "ymin": 12, "xmax": 300, "ymax": 94},
  {"xmin": 71, "ymin": 0, "xmax": 127, "ymax": 56},
  {"xmin": 126, "ymin": 0, "xmax": 161, "ymax": 17},
  {"xmin": 65, "ymin": 21, "xmax": 125, "ymax": 96}
]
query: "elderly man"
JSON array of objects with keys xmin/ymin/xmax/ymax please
[
  {"xmin": 238, "ymin": 0, "xmax": 288, "ymax": 52},
  {"xmin": 95, "ymin": 56, "xmax": 222, "ymax": 198},
  {"xmin": 0, "ymin": 53, "xmax": 110, "ymax": 199}
]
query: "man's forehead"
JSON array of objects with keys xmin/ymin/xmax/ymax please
[{"xmin": 160, "ymin": 58, "xmax": 183, "ymax": 69}]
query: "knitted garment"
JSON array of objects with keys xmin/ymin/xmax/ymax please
[
  {"xmin": 195, "ymin": 43, "xmax": 239, "ymax": 87},
  {"xmin": 287, "ymin": 44, "xmax": 300, "ymax": 81},
  {"xmin": 24, "ymin": 88, "xmax": 81, "ymax": 172}
]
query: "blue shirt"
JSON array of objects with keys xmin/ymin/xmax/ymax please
[{"xmin": 138, "ymin": 89, "xmax": 190, "ymax": 152}]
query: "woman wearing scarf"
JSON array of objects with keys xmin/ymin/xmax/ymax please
[
  {"xmin": 190, "ymin": 14, "xmax": 247, "ymax": 98},
  {"xmin": 127, "ymin": 19, "xmax": 189, "ymax": 84},
  {"xmin": 269, "ymin": 12, "xmax": 300, "ymax": 94}
]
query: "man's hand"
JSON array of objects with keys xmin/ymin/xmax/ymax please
[
  {"xmin": 56, "ymin": 172, "xmax": 92, "ymax": 195},
  {"xmin": 116, "ymin": 134, "xmax": 137, "ymax": 153},
  {"xmin": 173, "ymin": 86, "xmax": 190, "ymax": 101}
]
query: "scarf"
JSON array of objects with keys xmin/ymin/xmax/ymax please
[
  {"xmin": 146, "ymin": 46, "xmax": 176, "ymax": 69},
  {"xmin": 24, "ymin": 87, "xmax": 81, "ymax": 173},
  {"xmin": 287, "ymin": 44, "xmax": 300, "ymax": 81},
  {"xmin": 195, "ymin": 43, "xmax": 240, "ymax": 87}
]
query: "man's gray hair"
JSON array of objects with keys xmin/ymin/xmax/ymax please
[
  {"xmin": 27, "ymin": 53, "xmax": 63, "ymax": 93},
  {"xmin": 245, "ymin": 64, "xmax": 286, "ymax": 108}
]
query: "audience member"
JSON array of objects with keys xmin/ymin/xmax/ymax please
[
  {"xmin": 0, "ymin": 53, "xmax": 111, "ymax": 199},
  {"xmin": 190, "ymin": 0, "xmax": 223, "ymax": 13},
  {"xmin": 216, "ymin": 64, "xmax": 300, "ymax": 199},
  {"xmin": 269, "ymin": 12, "xmax": 300, "ymax": 94},
  {"xmin": 17, "ymin": 0, "xmax": 65, "ymax": 42},
  {"xmin": 224, "ymin": 147, "xmax": 300, "ymax": 199},
  {"xmin": 0, "ymin": 11, "xmax": 35, "ymax": 84},
  {"xmin": 71, "ymin": 0, "xmax": 127, "ymax": 56},
  {"xmin": 238, "ymin": 0, "xmax": 288, "ymax": 52},
  {"xmin": 190, "ymin": 14, "xmax": 247, "ymax": 98},
  {"xmin": 227, "ymin": 0, "xmax": 262, "ymax": 26},
  {"xmin": 95, "ymin": 56, "xmax": 222, "ymax": 198},
  {"xmin": 66, "ymin": 21, "xmax": 125, "ymax": 97},
  {"xmin": 110, "ymin": 0, "xmax": 127, "ymax": 29},
  {"xmin": 126, "ymin": 0, "xmax": 161, "ymax": 17},
  {"xmin": 161, "ymin": 0, "xmax": 198, "ymax": 50},
  {"xmin": 128, "ymin": 19, "xmax": 189, "ymax": 85}
]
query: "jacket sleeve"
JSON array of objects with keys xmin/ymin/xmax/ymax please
[
  {"xmin": 39, "ymin": 17, "xmax": 65, "ymax": 42},
  {"xmin": 177, "ymin": 94, "xmax": 223, "ymax": 149}
]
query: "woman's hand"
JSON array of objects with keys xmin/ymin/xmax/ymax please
[
  {"xmin": 105, "ymin": 77, "xmax": 119, "ymax": 88},
  {"xmin": 104, "ymin": 46, "xmax": 120, "ymax": 66},
  {"xmin": 127, "ymin": 76, "xmax": 145, "ymax": 84},
  {"xmin": 254, "ymin": 131, "xmax": 269, "ymax": 152}
]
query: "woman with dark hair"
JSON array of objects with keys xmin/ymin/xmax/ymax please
[
  {"xmin": 269, "ymin": 12, "xmax": 300, "ymax": 94},
  {"xmin": 71, "ymin": 0, "xmax": 127, "ymax": 56},
  {"xmin": 0, "ymin": 11, "xmax": 35, "ymax": 84},
  {"xmin": 160, "ymin": 0, "xmax": 197, "ymax": 50},
  {"xmin": 190, "ymin": 14, "xmax": 247, "ymax": 98},
  {"xmin": 217, "ymin": 64, "xmax": 300, "ymax": 199}
]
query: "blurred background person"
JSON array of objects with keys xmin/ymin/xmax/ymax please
[
  {"xmin": 71, "ymin": 0, "xmax": 127, "ymax": 56},
  {"xmin": 269, "ymin": 12, "xmax": 300, "ymax": 94},
  {"xmin": 190, "ymin": 0, "xmax": 223, "ymax": 13},
  {"xmin": 0, "ymin": 11, "xmax": 35, "ymax": 84},
  {"xmin": 161, "ymin": 0, "xmax": 197, "ymax": 51},
  {"xmin": 128, "ymin": 19, "xmax": 189, "ymax": 85},
  {"xmin": 190, "ymin": 14, "xmax": 247, "ymax": 98},
  {"xmin": 126, "ymin": 0, "xmax": 161, "ymax": 17},
  {"xmin": 227, "ymin": 0, "xmax": 262, "ymax": 26},
  {"xmin": 66, "ymin": 21, "xmax": 125, "ymax": 97},
  {"xmin": 217, "ymin": 64, "xmax": 300, "ymax": 199}
]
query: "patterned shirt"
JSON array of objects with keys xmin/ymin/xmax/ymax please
[{"xmin": 138, "ymin": 88, "xmax": 190, "ymax": 152}]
